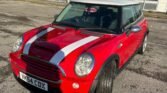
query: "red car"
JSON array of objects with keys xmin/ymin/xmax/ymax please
[{"xmin": 9, "ymin": 0, "xmax": 149, "ymax": 93}]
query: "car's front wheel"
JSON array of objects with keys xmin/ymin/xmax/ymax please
[
  {"xmin": 139, "ymin": 35, "xmax": 148, "ymax": 54},
  {"xmin": 95, "ymin": 60, "xmax": 117, "ymax": 93}
]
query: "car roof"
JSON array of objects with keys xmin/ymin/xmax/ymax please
[{"xmin": 70, "ymin": 0, "xmax": 140, "ymax": 6}]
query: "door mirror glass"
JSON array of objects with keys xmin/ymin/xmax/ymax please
[{"xmin": 131, "ymin": 25, "xmax": 141, "ymax": 32}]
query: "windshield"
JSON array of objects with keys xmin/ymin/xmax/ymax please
[{"xmin": 54, "ymin": 2, "xmax": 120, "ymax": 33}]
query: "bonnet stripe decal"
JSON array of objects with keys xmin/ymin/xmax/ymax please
[
  {"xmin": 23, "ymin": 27, "xmax": 54, "ymax": 54},
  {"xmin": 49, "ymin": 36, "xmax": 99, "ymax": 66}
]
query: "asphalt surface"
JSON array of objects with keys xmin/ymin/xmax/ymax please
[{"xmin": 0, "ymin": 1, "xmax": 167, "ymax": 93}]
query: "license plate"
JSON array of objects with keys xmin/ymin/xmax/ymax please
[{"xmin": 19, "ymin": 72, "xmax": 48, "ymax": 91}]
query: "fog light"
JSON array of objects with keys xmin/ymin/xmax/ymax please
[{"xmin": 72, "ymin": 82, "xmax": 79, "ymax": 89}]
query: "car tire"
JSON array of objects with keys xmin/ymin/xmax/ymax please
[
  {"xmin": 95, "ymin": 60, "xmax": 117, "ymax": 93},
  {"xmin": 138, "ymin": 35, "xmax": 148, "ymax": 54}
]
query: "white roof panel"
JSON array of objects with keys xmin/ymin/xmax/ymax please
[{"xmin": 70, "ymin": 0, "xmax": 140, "ymax": 6}]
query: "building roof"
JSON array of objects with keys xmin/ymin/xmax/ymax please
[{"xmin": 70, "ymin": 0, "xmax": 140, "ymax": 6}]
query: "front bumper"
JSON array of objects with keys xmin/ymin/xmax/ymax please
[{"xmin": 9, "ymin": 53, "xmax": 94, "ymax": 93}]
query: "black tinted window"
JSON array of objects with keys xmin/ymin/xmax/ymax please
[
  {"xmin": 55, "ymin": 3, "xmax": 120, "ymax": 33},
  {"xmin": 122, "ymin": 6, "xmax": 135, "ymax": 27},
  {"xmin": 133, "ymin": 5, "xmax": 142, "ymax": 19},
  {"xmin": 122, "ymin": 5, "xmax": 142, "ymax": 27}
]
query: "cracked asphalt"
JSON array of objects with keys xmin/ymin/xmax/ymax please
[{"xmin": 0, "ymin": 0, "xmax": 167, "ymax": 93}]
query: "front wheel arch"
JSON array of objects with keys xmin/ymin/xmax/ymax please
[{"xmin": 89, "ymin": 54, "xmax": 120, "ymax": 93}]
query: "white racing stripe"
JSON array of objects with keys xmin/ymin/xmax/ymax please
[
  {"xmin": 50, "ymin": 36, "xmax": 99, "ymax": 66},
  {"xmin": 23, "ymin": 27, "xmax": 55, "ymax": 54},
  {"xmin": 23, "ymin": 27, "xmax": 99, "ymax": 76}
]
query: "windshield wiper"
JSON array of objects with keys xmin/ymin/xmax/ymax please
[
  {"xmin": 80, "ymin": 27, "xmax": 115, "ymax": 34},
  {"xmin": 54, "ymin": 21, "xmax": 81, "ymax": 28}
]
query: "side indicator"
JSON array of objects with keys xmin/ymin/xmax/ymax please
[{"xmin": 118, "ymin": 43, "xmax": 123, "ymax": 48}]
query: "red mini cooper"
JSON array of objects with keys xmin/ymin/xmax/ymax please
[{"xmin": 9, "ymin": 0, "xmax": 149, "ymax": 93}]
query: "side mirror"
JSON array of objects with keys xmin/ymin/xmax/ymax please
[{"xmin": 131, "ymin": 25, "xmax": 141, "ymax": 32}]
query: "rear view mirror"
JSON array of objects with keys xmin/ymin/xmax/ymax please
[{"xmin": 131, "ymin": 25, "xmax": 141, "ymax": 32}]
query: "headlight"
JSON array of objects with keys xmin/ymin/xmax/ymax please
[
  {"xmin": 12, "ymin": 37, "xmax": 23, "ymax": 52},
  {"xmin": 75, "ymin": 53, "xmax": 95, "ymax": 76}
]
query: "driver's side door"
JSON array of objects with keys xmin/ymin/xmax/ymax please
[{"xmin": 118, "ymin": 5, "xmax": 142, "ymax": 66}]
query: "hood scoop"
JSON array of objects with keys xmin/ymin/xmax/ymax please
[
  {"xmin": 29, "ymin": 41, "xmax": 61, "ymax": 61},
  {"xmin": 33, "ymin": 41, "xmax": 60, "ymax": 53}
]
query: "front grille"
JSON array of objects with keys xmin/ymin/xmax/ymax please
[
  {"xmin": 21, "ymin": 54, "xmax": 61, "ymax": 81},
  {"xmin": 22, "ymin": 54, "xmax": 58, "ymax": 71}
]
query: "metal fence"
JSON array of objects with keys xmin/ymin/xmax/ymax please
[
  {"xmin": 139, "ymin": 0, "xmax": 158, "ymax": 10},
  {"xmin": 140, "ymin": 0, "xmax": 167, "ymax": 13}
]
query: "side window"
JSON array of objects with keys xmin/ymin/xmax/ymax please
[
  {"xmin": 122, "ymin": 6, "xmax": 135, "ymax": 27},
  {"xmin": 133, "ymin": 5, "xmax": 142, "ymax": 20}
]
